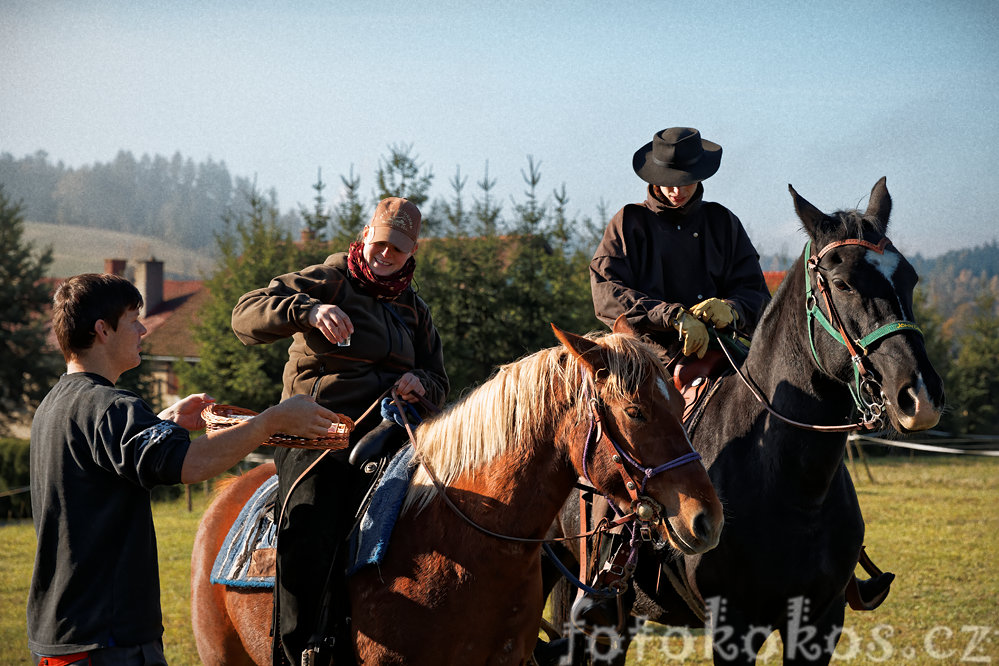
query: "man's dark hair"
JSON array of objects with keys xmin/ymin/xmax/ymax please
[{"xmin": 52, "ymin": 273, "xmax": 144, "ymax": 361}]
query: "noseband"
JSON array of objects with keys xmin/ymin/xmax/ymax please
[
  {"xmin": 805, "ymin": 237, "xmax": 924, "ymax": 429},
  {"xmin": 580, "ymin": 384, "xmax": 701, "ymax": 542}
]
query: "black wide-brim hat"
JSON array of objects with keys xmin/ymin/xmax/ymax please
[{"xmin": 633, "ymin": 127, "xmax": 722, "ymax": 187}]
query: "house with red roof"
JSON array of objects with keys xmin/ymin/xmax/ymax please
[{"xmin": 102, "ymin": 258, "xmax": 206, "ymax": 408}]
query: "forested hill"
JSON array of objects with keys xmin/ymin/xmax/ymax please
[
  {"xmin": 911, "ymin": 242, "xmax": 999, "ymax": 313},
  {"xmin": 0, "ymin": 150, "xmax": 260, "ymax": 251}
]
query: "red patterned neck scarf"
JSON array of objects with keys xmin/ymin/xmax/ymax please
[{"xmin": 346, "ymin": 241, "xmax": 416, "ymax": 300}]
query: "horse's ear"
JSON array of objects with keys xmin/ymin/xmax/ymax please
[
  {"xmin": 864, "ymin": 176, "xmax": 891, "ymax": 233},
  {"xmin": 551, "ymin": 323, "xmax": 605, "ymax": 375},
  {"xmin": 789, "ymin": 184, "xmax": 833, "ymax": 237},
  {"xmin": 611, "ymin": 314, "xmax": 638, "ymax": 337}
]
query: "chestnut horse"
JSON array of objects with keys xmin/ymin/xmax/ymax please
[
  {"xmin": 548, "ymin": 178, "xmax": 946, "ymax": 664},
  {"xmin": 191, "ymin": 321, "xmax": 725, "ymax": 665}
]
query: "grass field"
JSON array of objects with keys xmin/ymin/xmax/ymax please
[{"xmin": 2, "ymin": 456, "xmax": 997, "ymax": 665}]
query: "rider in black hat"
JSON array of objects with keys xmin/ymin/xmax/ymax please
[
  {"xmin": 591, "ymin": 126, "xmax": 771, "ymax": 359},
  {"xmin": 578, "ymin": 127, "xmax": 893, "ymax": 636}
]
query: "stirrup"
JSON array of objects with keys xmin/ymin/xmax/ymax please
[
  {"xmin": 570, "ymin": 592, "xmax": 620, "ymax": 633},
  {"xmin": 846, "ymin": 547, "xmax": 894, "ymax": 611}
]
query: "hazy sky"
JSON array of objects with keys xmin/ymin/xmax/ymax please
[{"xmin": 3, "ymin": 1, "xmax": 998, "ymax": 258}]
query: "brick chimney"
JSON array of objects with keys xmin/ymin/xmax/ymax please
[
  {"xmin": 135, "ymin": 258, "xmax": 164, "ymax": 314},
  {"xmin": 104, "ymin": 258, "xmax": 127, "ymax": 276}
]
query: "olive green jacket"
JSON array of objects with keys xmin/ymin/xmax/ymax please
[{"xmin": 231, "ymin": 252, "xmax": 448, "ymax": 425}]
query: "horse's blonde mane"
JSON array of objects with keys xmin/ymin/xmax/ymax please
[{"xmin": 403, "ymin": 330, "xmax": 667, "ymax": 513}]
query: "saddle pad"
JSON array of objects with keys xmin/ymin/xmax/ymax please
[
  {"xmin": 210, "ymin": 473, "xmax": 279, "ymax": 588},
  {"xmin": 347, "ymin": 444, "xmax": 415, "ymax": 576}
]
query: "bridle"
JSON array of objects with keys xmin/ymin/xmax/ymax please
[
  {"xmin": 395, "ymin": 369, "xmax": 701, "ymax": 546},
  {"xmin": 804, "ymin": 236, "xmax": 923, "ymax": 430},
  {"xmin": 712, "ymin": 236, "xmax": 924, "ymax": 433},
  {"xmin": 578, "ymin": 377, "xmax": 701, "ymax": 543}
]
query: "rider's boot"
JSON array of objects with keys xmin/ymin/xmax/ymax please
[{"xmin": 846, "ymin": 546, "xmax": 894, "ymax": 610}]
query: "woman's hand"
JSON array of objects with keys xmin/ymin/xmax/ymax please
[
  {"xmin": 394, "ymin": 372, "xmax": 426, "ymax": 403},
  {"xmin": 308, "ymin": 303, "xmax": 354, "ymax": 345}
]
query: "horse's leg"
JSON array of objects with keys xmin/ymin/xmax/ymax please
[
  {"xmin": 777, "ymin": 596, "xmax": 845, "ymax": 666},
  {"xmin": 191, "ymin": 499, "xmax": 259, "ymax": 666},
  {"xmin": 704, "ymin": 606, "xmax": 770, "ymax": 666}
]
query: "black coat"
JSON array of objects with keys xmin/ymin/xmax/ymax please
[{"xmin": 590, "ymin": 184, "xmax": 771, "ymax": 353}]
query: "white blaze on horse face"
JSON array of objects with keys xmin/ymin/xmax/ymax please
[
  {"xmin": 656, "ymin": 377, "xmax": 672, "ymax": 403},
  {"xmin": 865, "ymin": 248, "xmax": 906, "ymax": 314}
]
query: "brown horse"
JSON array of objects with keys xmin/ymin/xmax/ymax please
[{"xmin": 191, "ymin": 321, "xmax": 724, "ymax": 665}]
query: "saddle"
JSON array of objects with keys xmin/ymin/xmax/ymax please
[
  {"xmin": 672, "ymin": 349, "xmax": 731, "ymax": 432},
  {"xmin": 211, "ymin": 474, "xmax": 280, "ymax": 587},
  {"xmin": 210, "ymin": 423, "xmax": 409, "ymax": 590}
]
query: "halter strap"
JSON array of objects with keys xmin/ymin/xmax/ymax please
[
  {"xmin": 579, "ymin": 374, "xmax": 701, "ymax": 498},
  {"xmin": 814, "ymin": 236, "xmax": 891, "ymax": 260},
  {"xmin": 804, "ymin": 238, "xmax": 923, "ymax": 429}
]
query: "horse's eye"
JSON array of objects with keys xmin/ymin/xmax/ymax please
[
  {"xmin": 832, "ymin": 278, "xmax": 852, "ymax": 293},
  {"xmin": 624, "ymin": 405, "xmax": 645, "ymax": 420}
]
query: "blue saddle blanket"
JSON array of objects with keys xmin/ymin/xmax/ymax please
[
  {"xmin": 210, "ymin": 473, "xmax": 279, "ymax": 588},
  {"xmin": 209, "ymin": 446, "xmax": 415, "ymax": 587},
  {"xmin": 348, "ymin": 445, "xmax": 415, "ymax": 575}
]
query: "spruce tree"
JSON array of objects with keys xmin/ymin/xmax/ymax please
[
  {"xmin": 948, "ymin": 294, "xmax": 999, "ymax": 434},
  {"xmin": 0, "ymin": 186, "xmax": 59, "ymax": 433}
]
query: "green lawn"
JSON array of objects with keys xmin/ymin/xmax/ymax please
[{"xmin": 3, "ymin": 457, "xmax": 997, "ymax": 665}]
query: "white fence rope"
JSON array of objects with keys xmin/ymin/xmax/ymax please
[{"xmin": 851, "ymin": 432, "xmax": 999, "ymax": 457}]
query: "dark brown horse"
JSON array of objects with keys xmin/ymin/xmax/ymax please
[
  {"xmin": 548, "ymin": 178, "xmax": 945, "ymax": 664},
  {"xmin": 191, "ymin": 321, "xmax": 725, "ymax": 665}
]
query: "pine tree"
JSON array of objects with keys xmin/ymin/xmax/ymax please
[
  {"xmin": 947, "ymin": 294, "xmax": 999, "ymax": 434},
  {"xmin": 331, "ymin": 166, "xmax": 366, "ymax": 248},
  {"xmin": 374, "ymin": 143, "xmax": 433, "ymax": 206},
  {"xmin": 299, "ymin": 168, "xmax": 332, "ymax": 243},
  {"xmin": 0, "ymin": 186, "xmax": 59, "ymax": 433},
  {"xmin": 416, "ymin": 165, "xmax": 509, "ymax": 394},
  {"xmin": 374, "ymin": 144, "xmax": 436, "ymax": 235}
]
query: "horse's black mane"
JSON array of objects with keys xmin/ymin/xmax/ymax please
[{"xmin": 822, "ymin": 208, "xmax": 885, "ymax": 241}]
